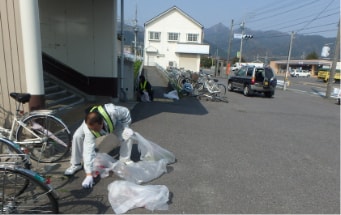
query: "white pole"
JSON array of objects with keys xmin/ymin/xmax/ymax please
[
  {"xmin": 19, "ymin": 0, "xmax": 44, "ymax": 95},
  {"xmin": 284, "ymin": 31, "xmax": 295, "ymax": 91},
  {"xmin": 326, "ymin": 20, "xmax": 340, "ymax": 98}
]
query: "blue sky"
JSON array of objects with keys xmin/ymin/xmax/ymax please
[{"xmin": 121, "ymin": 0, "xmax": 339, "ymax": 38}]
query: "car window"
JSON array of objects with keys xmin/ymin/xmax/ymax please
[
  {"xmin": 255, "ymin": 69, "xmax": 264, "ymax": 81},
  {"xmin": 264, "ymin": 68, "xmax": 274, "ymax": 78},
  {"xmin": 237, "ymin": 68, "xmax": 246, "ymax": 76},
  {"xmin": 246, "ymin": 67, "xmax": 253, "ymax": 77}
]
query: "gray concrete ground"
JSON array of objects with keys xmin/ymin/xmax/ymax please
[{"xmin": 39, "ymin": 66, "xmax": 339, "ymax": 214}]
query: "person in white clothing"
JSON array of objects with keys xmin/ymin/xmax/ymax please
[{"xmin": 64, "ymin": 103, "xmax": 135, "ymax": 189}]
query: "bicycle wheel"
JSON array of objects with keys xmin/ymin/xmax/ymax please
[
  {"xmin": 217, "ymin": 84, "xmax": 227, "ymax": 96},
  {"xmin": 0, "ymin": 165, "xmax": 59, "ymax": 214},
  {"xmin": 16, "ymin": 114, "xmax": 71, "ymax": 163},
  {"xmin": 215, "ymin": 96, "xmax": 229, "ymax": 103},
  {"xmin": 192, "ymin": 83, "xmax": 204, "ymax": 97},
  {"xmin": 0, "ymin": 138, "xmax": 31, "ymax": 169}
]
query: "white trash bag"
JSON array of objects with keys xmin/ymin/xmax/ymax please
[
  {"xmin": 133, "ymin": 132, "xmax": 176, "ymax": 164},
  {"xmin": 163, "ymin": 90, "xmax": 179, "ymax": 100},
  {"xmin": 108, "ymin": 180, "xmax": 169, "ymax": 214},
  {"xmin": 141, "ymin": 91, "xmax": 150, "ymax": 102}
]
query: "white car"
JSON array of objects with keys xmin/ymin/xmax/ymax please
[{"xmin": 290, "ymin": 69, "xmax": 311, "ymax": 77}]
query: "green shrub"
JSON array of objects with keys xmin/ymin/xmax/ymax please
[{"xmin": 133, "ymin": 60, "xmax": 142, "ymax": 79}]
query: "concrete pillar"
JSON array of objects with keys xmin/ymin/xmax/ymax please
[{"xmin": 19, "ymin": 0, "xmax": 45, "ymax": 110}]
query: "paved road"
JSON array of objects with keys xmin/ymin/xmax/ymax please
[
  {"xmin": 277, "ymin": 75, "xmax": 340, "ymax": 98},
  {"xmin": 55, "ymin": 67, "xmax": 339, "ymax": 214}
]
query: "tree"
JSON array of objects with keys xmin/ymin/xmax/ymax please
[
  {"xmin": 305, "ymin": 51, "xmax": 319, "ymax": 60},
  {"xmin": 231, "ymin": 56, "xmax": 245, "ymax": 64},
  {"xmin": 200, "ymin": 56, "xmax": 213, "ymax": 68}
]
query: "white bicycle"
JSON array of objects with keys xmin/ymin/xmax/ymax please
[{"xmin": 0, "ymin": 92, "xmax": 71, "ymax": 163}]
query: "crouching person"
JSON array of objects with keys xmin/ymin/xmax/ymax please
[
  {"xmin": 137, "ymin": 75, "xmax": 154, "ymax": 102},
  {"xmin": 64, "ymin": 103, "xmax": 135, "ymax": 189}
]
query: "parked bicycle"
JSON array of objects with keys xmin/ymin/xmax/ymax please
[
  {"xmin": 0, "ymin": 137, "xmax": 59, "ymax": 214},
  {"xmin": 166, "ymin": 67, "xmax": 192, "ymax": 89},
  {"xmin": 0, "ymin": 92, "xmax": 71, "ymax": 164},
  {"xmin": 190, "ymin": 71, "xmax": 228, "ymax": 103}
]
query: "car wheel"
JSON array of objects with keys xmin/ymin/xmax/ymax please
[
  {"xmin": 243, "ymin": 85, "xmax": 251, "ymax": 96},
  {"xmin": 264, "ymin": 91, "xmax": 274, "ymax": 98},
  {"xmin": 227, "ymin": 82, "xmax": 233, "ymax": 92}
]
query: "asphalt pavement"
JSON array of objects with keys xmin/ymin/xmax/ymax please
[{"xmin": 44, "ymin": 67, "xmax": 339, "ymax": 214}]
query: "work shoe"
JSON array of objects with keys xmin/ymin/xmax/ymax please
[{"xmin": 64, "ymin": 164, "xmax": 82, "ymax": 176}]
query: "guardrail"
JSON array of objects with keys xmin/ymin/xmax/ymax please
[{"xmin": 276, "ymin": 80, "xmax": 290, "ymax": 88}]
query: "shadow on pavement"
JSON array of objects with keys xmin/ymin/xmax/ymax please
[
  {"xmin": 131, "ymin": 92, "xmax": 209, "ymax": 123},
  {"xmin": 59, "ymin": 198, "xmax": 110, "ymax": 214}
]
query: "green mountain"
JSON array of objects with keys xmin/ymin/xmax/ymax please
[
  {"xmin": 122, "ymin": 22, "xmax": 336, "ymax": 62},
  {"xmin": 204, "ymin": 23, "xmax": 336, "ymax": 61}
]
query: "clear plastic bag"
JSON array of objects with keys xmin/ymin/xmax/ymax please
[
  {"xmin": 113, "ymin": 159, "xmax": 168, "ymax": 184},
  {"xmin": 133, "ymin": 132, "xmax": 176, "ymax": 164},
  {"xmin": 93, "ymin": 152, "xmax": 116, "ymax": 178},
  {"xmin": 93, "ymin": 153, "xmax": 168, "ymax": 184},
  {"xmin": 108, "ymin": 180, "xmax": 169, "ymax": 214}
]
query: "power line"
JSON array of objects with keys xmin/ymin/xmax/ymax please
[
  {"xmin": 247, "ymin": 0, "xmax": 320, "ymax": 24},
  {"xmin": 260, "ymin": 9, "xmax": 339, "ymax": 31},
  {"xmin": 235, "ymin": 0, "xmax": 338, "ymax": 37},
  {"xmin": 296, "ymin": 0, "xmax": 335, "ymax": 34}
]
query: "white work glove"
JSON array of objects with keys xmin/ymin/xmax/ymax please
[
  {"xmin": 122, "ymin": 128, "xmax": 134, "ymax": 141},
  {"xmin": 82, "ymin": 175, "xmax": 94, "ymax": 189}
]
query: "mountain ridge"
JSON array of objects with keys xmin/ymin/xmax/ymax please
[
  {"xmin": 121, "ymin": 22, "xmax": 336, "ymax": 62},
  {"xmin": 204, "ymin": 23, "xmax": 336, "ymax": 61}
]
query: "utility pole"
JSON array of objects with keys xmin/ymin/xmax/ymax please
[
  {"xmin": 214, "ymin": 48, "xmax": 219, "ymax": 76},
  {"xmin": 239, "ymin": 21, "xmax": 245, "ymax": 63},
  {"xmin": 119, "ymin": 0, "xmax": 126, "ymax": 101},
  {"xmin": 227, "ymin": 20, "xmax": 234, "ymax": 65},
  {"xmin": 326, "ymin": 20, "xmax": 340, "ymax": 98},
  {"xmin": 133, "ymin": 4, "xmax": 138, "ymax": 61},
  {"xmin": 284, "ymin": 31, "xmax": 295, "ymax": 91}
]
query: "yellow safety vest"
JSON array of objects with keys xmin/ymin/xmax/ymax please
[
  {"xmin": 140, "ymin": 81, "xmax": 147, "ymax": 90},
  {"xmin": 89, "ymin": 105, "xmax": 114, "ymax": 138}
]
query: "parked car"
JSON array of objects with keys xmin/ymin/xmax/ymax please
[
  {"xmin": 227, "ymin": 66, "xmax": 277, "ymax": 97},
  {"xmin": 317, "ymin": 69, "xmax": 340, "ymax": 82},
  {"xmin": 290, "ymin": 69, "xmax": 311, "ymax": 77}
]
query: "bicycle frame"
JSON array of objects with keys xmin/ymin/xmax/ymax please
[
  {"xmin": 197, "ymin": 73, "xmax": 221, "ymax": 94},
  {"xmin": 0, "ymin": 101, "xmax": 68, "ymax": 148}
]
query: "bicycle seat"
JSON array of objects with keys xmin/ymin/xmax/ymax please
[{"xmin": 10, "ymin": 92, "xmax": 31, "ymax": 104}]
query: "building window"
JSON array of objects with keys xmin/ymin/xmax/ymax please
[
  {"xmin": 187, "ymin": 33, "xmax": 198, "ymax": 42},
  {"xmin": 149, "ymin": 31, "xmax": 161, "ymax": 41},
  {"xmin": 168, "ymin": 32, "xmax": 179, "ymax": 41}
]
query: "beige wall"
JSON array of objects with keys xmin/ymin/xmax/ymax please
[
  {"xmin": 0, "ymin": 0, "xmax": 27, "ymax": 127},
  {"xmin": 39, "ymin": 0, "xmax": 116, "ymax": 78}
]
